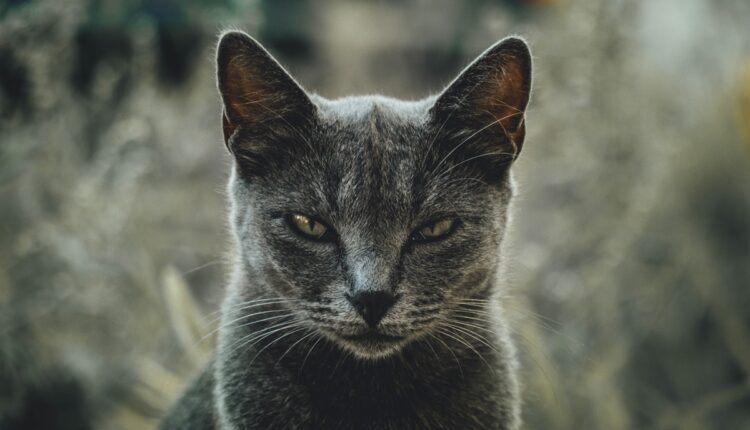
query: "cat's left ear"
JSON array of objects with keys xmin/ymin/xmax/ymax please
[{"xmin": 430, "ymin": 37, "xmax": 532, "ymax": 167}]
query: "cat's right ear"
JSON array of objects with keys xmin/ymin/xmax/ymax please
[{"xmin": 216, "ymin": 31, "xmax": 315, "ymax": 157}]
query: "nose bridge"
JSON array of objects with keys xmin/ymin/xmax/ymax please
[
  {"xmin": 347, "ymin": 242, "xmax": 398, "ymax": 295},
  {"xmin": 345, "ymin": 239, "xmax": 400, "ymax": 328}
]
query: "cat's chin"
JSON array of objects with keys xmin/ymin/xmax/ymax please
[{"xmin": 329, "ymin": 331, "xmax": 409, "ymax": 360}]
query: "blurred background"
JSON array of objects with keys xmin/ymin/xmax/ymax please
[{"xmin": 1, "ymin": 0, "xmax": 749, "ymax": 429}]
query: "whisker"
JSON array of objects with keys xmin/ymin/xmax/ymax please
[
  {"xmin": 201, "ymin": 309, "xmax": 293, "ymax": 342},
  {"xmin": 227, "ymin": 313, "xmax": 296, "ymax": 333},
  {"xmin": 276, "ymin": 330, "xmax": 318, "ymax": 366},
  {"xmin": 445, "ymin": 320, "xmax": 499, "ymax": 353},
  {"xmin": 246, "ymin": 326, "xmax": 311, "ymax": 366},
  {"xmin": 452, "ymin": 297, "xmax": 493, "ymax": 303},
  {"xmin": 182, "ymin": 259, "xmax": 224, "ymax": 275},
  {"xmin": 435, "ymin": 326, "xmax": 494, "ymax": 374},
  {"xmin": 222, "ymin": 319, "xmax": 302, "ymax": 357},
  {"xmin": 447, "ymin": 316, "xmax": 495, "ymax": 335},
  {"xmin": 204, "ymin": 297, "xmax": 296, "ymax": 323},
  {"xmin": 450, "ymin": 309, "xmax": 493, "ymax": 321},
  {"xmin": 222, "ymin": 319, "xmax": 296, "ymax": 351},
  {"xmin": 419, "ymin": 336, "xmax": 441, "ymax": 360},
  {"xmin": 228, "ymin": 322, "xmax": 307, "ymax": 360},
  {"xmin": 505, "ymin": 303, "xmax": 565, "ymax": 327},
  {"xmin": 299, "ymin": 334, "xmax": 325, "ymax": 373},
  {"xmin": 428, "ymin": 331, "xmax": 463, "ymax": 378},
  {"xmin": 330, "ymin": 344, "xmax": 350, "ymax": 379}
]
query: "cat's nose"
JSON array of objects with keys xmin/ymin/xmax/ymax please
[{"xmin": 346, "ymin": 291, "xmax": 396, "ymax": 328}]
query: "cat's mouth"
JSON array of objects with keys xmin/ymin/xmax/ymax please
[
  {"xmin": 333, "ymin": 330, "xmax": 407, "ymax": 358},
  {"xmin": 340, "ymin": 331, "xmax": 404, "ymax": 344}
]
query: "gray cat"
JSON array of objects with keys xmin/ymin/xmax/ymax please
[{"xmin": 160, "ymin": 30, "xmax": 532, "ymax": 430}]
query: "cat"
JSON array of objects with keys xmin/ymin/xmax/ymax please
[{"xmin": 160, "ymin": 30, "xmax": 532, "ymax": 430}]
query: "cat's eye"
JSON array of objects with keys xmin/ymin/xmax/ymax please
[
  {"xmin": 411, "ymin": 219, "xmax": 458, "ymax": 243},
  {"xmin": 288, "ymin": 213, "xmax": 332, "ymax": 241}
]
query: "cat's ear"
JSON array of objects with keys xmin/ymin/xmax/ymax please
[
  {"xmin": 430, "ymin": 37, "xmax": 532, "ymax": 171},
  {"xmin": 216, "ymin": 31, "xmax": 315, "ymax": 153}
]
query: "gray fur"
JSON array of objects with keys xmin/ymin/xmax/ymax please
[{"xmin": 161, "ymin": 31, "xmax": 532, "ymax": 430}]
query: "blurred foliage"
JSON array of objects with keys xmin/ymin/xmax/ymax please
[{"xmin": 1, "ymin": 0, "xmax": 749, "ymax": 429}]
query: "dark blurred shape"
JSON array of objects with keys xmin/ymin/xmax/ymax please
[
  {"xmin": 490, "ymin": 0, "xmax": 555, "ymax": 17},
  {"xmin": 73, "ymin": 0, "xmax": 209, "ymax": 93},
  {"xmin": 71, "ymin": 24, "xmax": 133, "ymax": 95},
  {"xmin": 699, "ymin": 183, "xmax": 750, "ymax": 258},
  {"xmin": 0, "ymin": 0, "xmax": 31, "ymax": 17},
  {"xmin": 0, "ymin": 324, "xmax": 91, "ymax": 430},
  {"xmin": 260, "ymin": 0, "xmax": 316, "ymax": 61},
  {"xmin": 155, "ymin": 24, "xmax": 202, "ymax": 86},
  {"xmin": 142, "ymin": 0, "xmax": 204, "ymax": 86},
  {"xmin": 71, "ymin": 23, "xmax": 134, "ymax": 160},
  {"xmin": 0, "ymin": 47, "xmax": 31, "ymax": 119}
]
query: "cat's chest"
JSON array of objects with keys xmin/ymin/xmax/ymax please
[
  {"xmin": 296, "ymin": 364, "xmax": 500, "ymax": 429},
  {"xmin": 304, "ymin": 389, "xmax": 499, "ymax": 430},
  {"xmin": 218, "ymin": 355, "xmax": 509, "ymax": 430},
  {"xmin": 218, "ymin": 333, "xmax": 509, "ymax": 429}
]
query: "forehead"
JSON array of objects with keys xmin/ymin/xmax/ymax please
[{"xmin": 312, "ymin": 96, "xmax": 432, "ymax": 225}]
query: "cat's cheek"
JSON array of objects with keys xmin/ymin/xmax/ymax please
[
  {"xmin": 404, "ymin": 237, "xmax": 487, "ymax": 285},
  {"xmin": 256, "ymin": 232, "xmax": 339, "ymax": 297},
  {"xmin": 258, "ymin": 261, "xmax": 297, "ymax": 297},
  {"xmin": 402, "ymin": 246, "xmax": 464, "ymax": 285}
]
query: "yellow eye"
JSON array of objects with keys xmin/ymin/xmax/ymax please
[
  {"xmin": 289, "ymin": 214, "xmax": 329, "ymax": 240},
  {"xmin": 414, "ymin": 219, "xmax": 456, "ymax": 242}
]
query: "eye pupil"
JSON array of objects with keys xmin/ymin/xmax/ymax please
[
  {"xmin": 412, "ymin": 219, "xmax": 456, "ymax": 243},
  {"xmin": 290, "ymin": 214, "xmax": 330, "ymax": 240}
]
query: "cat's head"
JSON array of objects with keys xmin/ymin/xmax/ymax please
[{"xmin": 217, "ymin": 31, "xmax": 531, "ymax": 359}]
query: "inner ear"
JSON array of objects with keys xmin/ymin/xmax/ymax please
[
  {"xmin": 430, "ymin": 37, "xmax": 532, "ymax": 166},
  {"xmin": 216, "ymin": 31, "xmax": 315, "ymax": 150}
]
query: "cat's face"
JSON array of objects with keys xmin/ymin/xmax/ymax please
[{"xmin": 217, "ymin": 32, "xmax": 531, "ymax": 359}]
